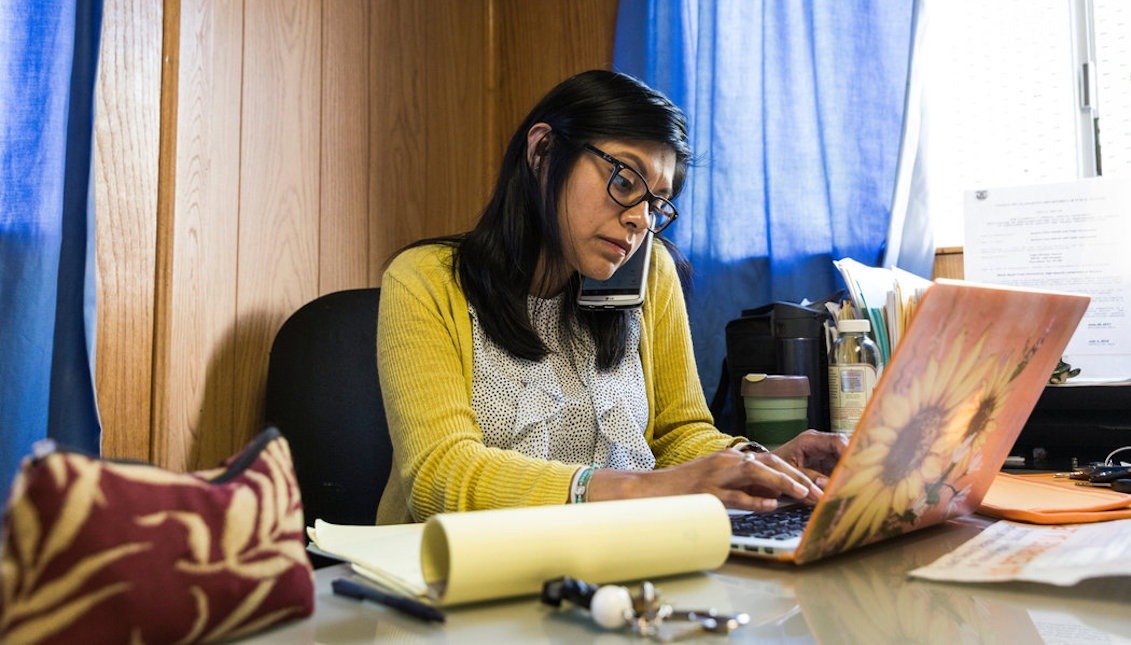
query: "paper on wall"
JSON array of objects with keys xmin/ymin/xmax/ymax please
[{"xmin": 963, "ymin": 177, "xmax": 1131, "ymax": 381}]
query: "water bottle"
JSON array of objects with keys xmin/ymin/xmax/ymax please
[{"xmin": 828, "ymin": 319, "xmax": 883, "ymax": 434}]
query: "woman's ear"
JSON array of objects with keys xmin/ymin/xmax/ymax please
[{"xmin": 526, "ymin": 122, "xmax": 553, "ymax": 171}]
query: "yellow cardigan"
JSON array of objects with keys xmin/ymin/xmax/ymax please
[{"xmin": 375, "ymin": 241, "xmax": 744, "ymax": 524}]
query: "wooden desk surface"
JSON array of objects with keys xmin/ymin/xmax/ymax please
[{"xmin": 243, "ymin": 516, "xmax": 1131, "ymax": 643}]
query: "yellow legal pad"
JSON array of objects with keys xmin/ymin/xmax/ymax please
[{"xmin": 308, "ymin": 494, "xmax": 731, "ymax": 606}]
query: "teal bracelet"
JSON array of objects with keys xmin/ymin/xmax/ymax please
[{"xmin": 571, "ymin": 465, "xmax": 595, "ymax": 504}]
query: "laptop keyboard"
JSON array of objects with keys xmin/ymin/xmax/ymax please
[{"xmin": 730, "ymin": 504, "xmax": 813, "ymax": 541}]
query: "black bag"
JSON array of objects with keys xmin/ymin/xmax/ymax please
[{"xmin": 710, "ymin": 295, "xmax": 839, "ymax": 436}]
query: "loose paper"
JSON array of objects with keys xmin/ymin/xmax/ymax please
[
  {"xmin": 909, "ymin": 519, "xmax": 1131, "ymax": 585},
  {"xmin": 307, "ymin": 522, "xmax": 427, "ymax": 597}
]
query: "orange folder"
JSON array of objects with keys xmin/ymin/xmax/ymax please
[{"xmin": 978, "ymin": 472, "xmax": 1131, "ymax": 524}]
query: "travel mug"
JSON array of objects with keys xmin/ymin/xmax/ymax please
[{"xmin": 741, "ymin": 373, "xmax": 811, "ymax": 449}]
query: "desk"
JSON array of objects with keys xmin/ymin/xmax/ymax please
[{"xmin": 244, "ymin": 516, "xmax": 1131, "ymax": 643}]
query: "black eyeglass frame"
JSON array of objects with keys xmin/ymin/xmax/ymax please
[{"xmin": 582, "ymin": 144, "xmax": 679, "ymax": 235}]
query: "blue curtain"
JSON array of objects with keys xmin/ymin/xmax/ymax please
[
  {"xmin": 1, "ymin": 0, "xmax": 103, "ymax": 506},
  {"xmin": 614, "ymin": 0, "xmax": 914, "ymax": 403}
]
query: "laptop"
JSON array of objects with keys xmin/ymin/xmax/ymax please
[{"xmin": 728, "ymin": 278, "xmax": 1090, "ymax": 565}]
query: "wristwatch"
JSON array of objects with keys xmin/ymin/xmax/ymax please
[{"xmin": 738, "ymin": 441, "xmax": 769, "ymax": 454}]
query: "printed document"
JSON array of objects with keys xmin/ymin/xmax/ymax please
[
  {"xmin": 909, "ymin": 519, "xmax": 1131, "ymax": 585},
  {"xmin": 964, "ymin": 177, "xmax": 1131, "ymax": 381}
]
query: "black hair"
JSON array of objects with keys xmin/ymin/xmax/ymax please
[{"xmin": 402, "ymin": 69, "xmax": 691, "ymax": 370}]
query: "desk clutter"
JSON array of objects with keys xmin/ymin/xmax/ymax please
[
  {"xmin": 0, "ymin": 428, "xmax": 314, "ymax": 644},
  {"xmin": 282, "ymin": 518, "xmax": 1131, "ymax": 644},
  {"xmin": 712, "ymin": 257, "xmax": 932, "ymax": 444},
  {"xmin": 541, "ymin": 576, "xmax": 750, "ymax": 640}
]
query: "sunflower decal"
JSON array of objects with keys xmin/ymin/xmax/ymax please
[
  {"xmin": 809, "ymin": 329, "xmax": 990, "ymax": 551},
  {"xmin": 943, "ymin": 334, "xmax": 1046, "ymax": 508}
]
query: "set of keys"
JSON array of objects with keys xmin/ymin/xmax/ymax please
[
  {"xmin": 541, "ymin": 576, "xmax": 750, "ymax": 641},
  {"xmin": 1056, "ymin": 463, "xmax": 1131, "ymax": 493}
]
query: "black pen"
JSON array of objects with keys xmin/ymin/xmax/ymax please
[{"xmin": 332, "ymin": 577, "xmax": 446, "ymax": 623}]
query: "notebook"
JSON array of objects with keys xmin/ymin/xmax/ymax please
[{"xmin": 728, "ymin": 279, "xmax": 1090, "ymax": 565}]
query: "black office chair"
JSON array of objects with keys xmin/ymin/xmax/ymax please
[{"xmin": 265, "ymin": 288, "xmax": 390, "ymax": 566}]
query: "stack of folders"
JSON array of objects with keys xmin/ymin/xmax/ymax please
[
  {"xmin": 307, "ymin": 494, "xmax": 732, "ymax": 607},
  {"xmin": 830, "ymin": 258, "xmax": 934, "ymax": 364},
  {"xmin": 979, "ymin": 473, "xmax": 1131, "ymax": 524}
]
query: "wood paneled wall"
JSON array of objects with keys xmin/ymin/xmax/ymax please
[
  {"xmin": 94, "ymin": 0, "xmax": 162, "ymax": 463},
  {"xmin": 94, "ymin": 0, "xmax": 619, "ymax": 470}
]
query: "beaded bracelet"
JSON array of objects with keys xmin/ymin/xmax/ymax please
[{"xmin": 571, "ymin": 465, "xmax": 596, "ymax": 504}]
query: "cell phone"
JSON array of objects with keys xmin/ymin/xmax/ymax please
[{"xmin": 576, "ymin": 233, "xmax": 653, "ymax": 310}]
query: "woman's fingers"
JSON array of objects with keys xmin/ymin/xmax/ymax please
[
  {"xmin": 737, "ymin": 451, "xmax": 822, "ymax": 503},
  {"xmin": 643, "ymin": 448, "xmax": 829, "ymax": 512},
  {"xmin": 774, "ymin": 430, "xmax": 848, "ymax": 475}
]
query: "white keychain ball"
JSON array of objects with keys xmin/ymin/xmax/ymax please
[{"xmin": 589, "ymin": 585, "xmax": 633, "ymax": 630}]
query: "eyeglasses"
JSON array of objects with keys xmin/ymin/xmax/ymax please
[{"xmin": 582, "ymin": 144, "xmax": 679, "ymax": 234}]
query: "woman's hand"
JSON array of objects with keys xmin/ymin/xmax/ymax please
[
  {"xmin": 770, "ymin": 429, "xmax": 848, "ymax": 490},
  {"xmin": 588, "ymin": 432, "xmax": 847, "ymax": 512}
]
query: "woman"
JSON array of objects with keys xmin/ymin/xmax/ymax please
[{"xmin": 376, "ymin": 70, "xmax": 844, "ymax": 524}]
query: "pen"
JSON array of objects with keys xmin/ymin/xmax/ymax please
[{"xmin": 332, "ymin": 577, "xmax": 446, "ymax": 623}]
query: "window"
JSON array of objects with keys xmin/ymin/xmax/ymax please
[
  {"xmin": 916, "ymin": 0, "xmax": 1130, "ymax": 248},
  {"xmin": 1092, "ymin": 0, "xmax": 1131, "ymax": 176}
]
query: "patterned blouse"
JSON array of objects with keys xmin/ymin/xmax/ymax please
[{"xmin": 469, "ymin": 295, "xmax": 655, "ymax": 471}]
